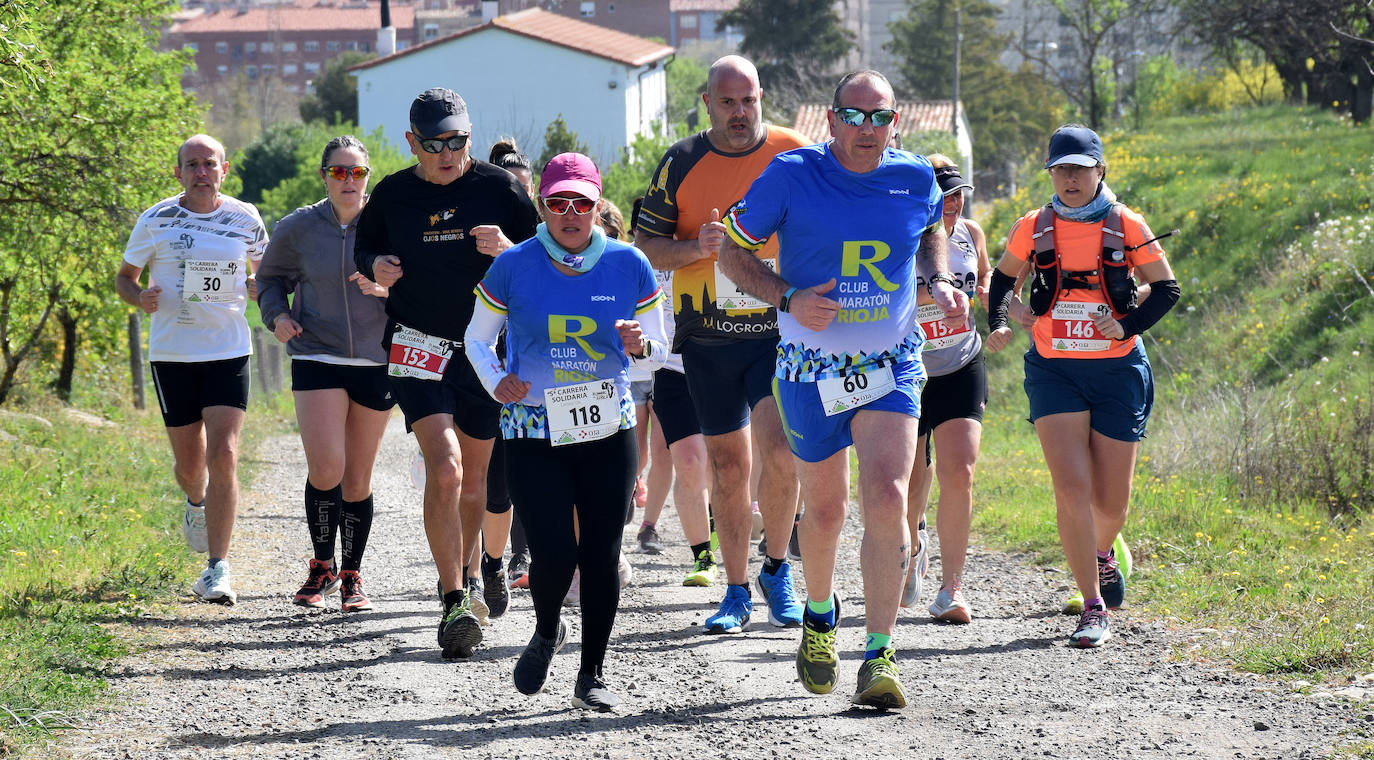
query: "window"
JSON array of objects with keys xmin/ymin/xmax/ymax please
[
  {"xmin": 283, "ymin": 63, "xmax": 298, "ymax": 75},
  {"xmin": 580, "ymin": 1, "xmax": 594, "ymax": 17},
  {"xmin": 245, "ymin": 64, "xmax": 258, "ymax": 79},
  {"xmin": 304, "ymin": 61, "xmax": 321, "ymax": 74},
  {"xmin": 260, "ymin": 41, "xmax": 274, "ymax": 53},
  {"xmin": 214, "ymin": 41, "xmax": 228, "ymax": 54},
  {"xmin": 261, "ymin": 64, "xmax": 276, "ymax": 75},
  {"xmin": 245, "ymin": 41, "xmax": 256, "ymax": 53},
  {"xmin": 326, "ymin": 40, "xmax": 341, "ymax": 52},
  {"xmin": 345, "ymin": 40, "xmax": 359, "ymax": 50},
  {"xmin": 680, "ymin": 13, "xmax": 697, "ymax": 29},
  {"xmin": 608, "ymin": 3, "xmax": 614, "ymax": 11},
  {"xmin": 282, "ymin": 41, "xmax": 297, "ymax": 52},
  {"xmin": 423, "ymin": 23, "xmax": 439, "ymax": 40},
  {"xmin": 184, "ymin": 42, "xmax": 198, "ymax": 52},
  {"xmin": 304, "ymin": 40, "xmax": 320, "ymax": 52},
  {"xmin": 360, "ymin": 41, "xmax": 370, "ymax": 52},
  {"xmin": 216, "ymin": 64, "xmax": 229, "ymax": 75}
]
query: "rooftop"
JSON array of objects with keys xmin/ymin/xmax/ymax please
[
  {"xmin": 170, "ymin": 0, "xmax": 415, "ymax": 34},
  {"xmin": 792, "ymin": 100, "xmax": 962, "ymax": 144}
]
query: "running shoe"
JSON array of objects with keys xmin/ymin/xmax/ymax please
[
  {"xmin": 682, "ymin": 550, "xmax": 716, "ymax": 587},
  {"xmin": 710, "ymin": 527, "xmax": 719, "ymax": 553},
  {"xmin": 750, "ymin": 501, "xmax": 764, "ymax": 541},
  {"xmin": 1069, "ymin": 606, "xmax": 1111, "ymax": 648},
  {"xmin": 508, "ymin": 551, "xmax": 531, "ymax": 590},
  {"xmin": 1098, "ymin": 550, "xmax": 1125, "ymax": 610},
  {"xmin": 483, "ymin": 565, "xmax": 510, "ymax": 619},
  {"xmin": 339, "ymin": 569, "xmax": 373, "ymax": 612},
  {"xmin": 900, "ymin": 526, "xmax": 929, "ymax": 608},
  {"xmin": 755, "ymin": 563, "xmax": 803, "ymax": 627},
  {"xmin": 618, "ymin": 552, "xmax": 633, "ymax": 589},
  {"xmin": 572, "ymin": 671, "xmax": 621, "ymax": 712},
  {"xmin": 438, "ymin": 592, "xmax": 483, "ymax": 658},
  {"xmin": 564, "ymin": 568, "xmax": 581, "ymax": 607},
  {"xmin": 928, "ymin": 581, "xmax": 972, "ymax": 624},
  {"xmin": 293, "ymin": 558, "xmax": 340, "ymax": 608},
  {"xmin": 704, "ymin": 584, "xmax": 752, "ymax": 634},
  {"xmin": 513, "ymin": 618, "xmax": 567, "ymax": 695},
  {"xmin": 1064, "ymin": 534, "xmax": 1133, "ymax": 614},
  {"xmin": 637, "ymin": 523, "xmax": 665, "ymax": 554},
  {"xmin": 182, "ymin": 500, "xmax": 208, "ymax": 553},
  {"xmin": 786, "ymin": 519, "xmax": 802, "ymax": 563},
  {"xmin": 192, "ymin": 561, "xmax": 236, "ymax": 605},
  {"xmin": 465, "ymin": 575, "xmax": 490, "ymax": 624},
  {"xmin": 796, "ymin": 596, "xmax": 840, "ymax": 694},
  {"xmin": 852, "ymin": 647, "xmax": 907, "ymax": 709}
]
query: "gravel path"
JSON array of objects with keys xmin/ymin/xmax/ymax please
[{"xmin": 58, "ymin": 417, "xmax": 1370, "ymax": 759}]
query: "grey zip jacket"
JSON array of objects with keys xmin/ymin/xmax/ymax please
[{"xmin": 256, "ymin": 197, "xmax": 388, "ymax": 363}]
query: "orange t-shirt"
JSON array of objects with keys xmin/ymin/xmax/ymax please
[
  {"xmin": 1005, "ymin": 205, "xmax": 1167, "ymax": 359},
  {"xmin": 637, "ymin": 125, "xmax": 812, "ymax": 348}
]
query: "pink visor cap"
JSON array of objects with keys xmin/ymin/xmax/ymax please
[{"xmin": 539, "ymin": 152, "xmax": 602, "ymax": 201}]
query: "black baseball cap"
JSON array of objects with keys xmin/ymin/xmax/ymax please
[
  {"xmin": 934, "ymin": 164, "xmax": 973, "ymax": 196},
  {"xmin": 409, "ymin": 88, "xmax": 471, "ymax": 137},
  {"xmin": 1045, "ymin": 125, "xmax": 1103, "ymax": 168}
]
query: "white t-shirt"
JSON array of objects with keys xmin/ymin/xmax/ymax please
[{"xmin": 123, "ymin": 194, "xmax": 268, "ymax": 362}]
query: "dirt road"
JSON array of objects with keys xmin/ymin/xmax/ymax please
[{"xmin": 58, "ymin": 418, "xmax": 1369, "ymax": 759}]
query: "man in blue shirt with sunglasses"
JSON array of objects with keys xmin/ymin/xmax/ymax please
[
  {"xmin": 355, "ymin": 87, "xmax": 539, "ymax": 660},
  {"xmin": 719, "ymin": 70, "xmax": 968, "ymax": 709}
]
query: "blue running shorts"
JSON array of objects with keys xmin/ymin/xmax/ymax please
[{"xmin": 772, "ymin": 358, "xmax": 924, "ymax": 463}]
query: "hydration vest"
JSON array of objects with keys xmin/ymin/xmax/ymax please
[{"xmin": 1027, "ymin": 204, "xmax": 1137, "ymax": 317}]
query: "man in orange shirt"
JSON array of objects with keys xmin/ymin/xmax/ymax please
[{"xmin": 635, "ymin": 55, "xmax": 810, "ymax": 633}]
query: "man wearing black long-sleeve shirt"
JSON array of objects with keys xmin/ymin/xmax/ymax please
[{"xmin": 355, "ymin": 88, "xmax": 538, "ymax": 659}]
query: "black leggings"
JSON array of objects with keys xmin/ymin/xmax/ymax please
[{"xmin": 506, "ymin": 429, "xmax": 637, "ymax": 675}]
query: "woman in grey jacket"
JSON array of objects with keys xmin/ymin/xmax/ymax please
[{"xmin": 257, "ymin": 135, "xmax": 394, "ymax": 612}]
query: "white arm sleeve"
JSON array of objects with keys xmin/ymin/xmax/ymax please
[
  {"xmin": 464, "ymin": 304, "xmax": 508, "ymax": 400},
  {"xmin": 630, "ymin": 297, "xmax": 669, "ymax": 372}
]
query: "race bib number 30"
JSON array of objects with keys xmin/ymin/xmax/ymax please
[
  {"xmin": 546, "ymin": 379, "xmax": 620, "ymax": 446},
  {"xmin": 388, "ymin": 326, "xmax": 454, "ymax": 381},
  {"xmin": 183, "ymin": 259, "xmax": 244, "ymax": 304},
  {"xmin": 1050, "ymin": 301, "xmax": 1113, "ymax": 352},
  {"xmin": 715, "ymin": 258, "xmax": 776, "ymax": 311},
  {"xmin": 816, "ymin": 365, "xmax": 896, "ymax": 416},
  {"xmin": 916, "ymin": 302, "xmax": 972, "ymax": 350}
]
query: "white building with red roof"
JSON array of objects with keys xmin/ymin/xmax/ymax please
[{"xmin": 349, "ymin": 7, "xmax": 673, "ymax": 168}]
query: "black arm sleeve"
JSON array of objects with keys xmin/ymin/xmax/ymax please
[
  {"xmin": 987, "ymin": 268, "xmax": 1017, "ymax": 332},
  {"xmin": 1117, "ymin": 279, "xmax": 1180, "ymax": 338}
]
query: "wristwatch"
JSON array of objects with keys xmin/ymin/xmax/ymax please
[
  {"xmin": 928, "ymin": 272, "xmax": 957, "ymax": 292},
  {"xmin": 778, "ymin": 286, "xmax": 798, "ymax": 314}
]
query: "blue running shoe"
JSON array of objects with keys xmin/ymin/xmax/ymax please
[
  {"xmin": 755, "ymin": 563, "xmax": 803, "ymax": 627},
  {"xmin": 705, "ymin": 584, "xmax": 752, "ymax": 634}
]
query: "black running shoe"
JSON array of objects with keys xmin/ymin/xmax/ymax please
[
  {"xmin": 484, "ymin": 565, "xmax": 510, "ymax": 619},
  {"xmin": 437, "ymin": 593, "xmax": 483, "ymax": 659},
  {"xmin": 1098, "ymin": 551, "xmax": 1125, "ymax": 609},
  {"xmin": 513, "ymin": 619, "xmax": 567, "ymax": 695},
  {"xmin": 572, "ymin": 671, "xmax": 621, "ymax": 712}
]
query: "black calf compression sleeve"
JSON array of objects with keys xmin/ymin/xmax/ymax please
[
  {"xmin": 987, "ymin": 269, "xmax": 1017, "ymax": 332},
  {"xmin": 1117, "ymin": 279, "xmax": 1180, "ymax": 338}
]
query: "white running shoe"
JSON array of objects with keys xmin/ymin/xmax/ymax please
[
  {"xmin": 182, "ymin": 500, "xmax": 208, "ymax": 554},
  {"xmin": 618, "ymin": 552, "xmax": 633, "ymax": 589},
  {"xmin": 900, "ymin": 527, "xmax": 929, "ymax": 608},
  {"xmin": 192, "ymin": 562, "xmax": 237, "ymax": 605},
  {"xmin": 928, "ymin": 583, "xmax": 972, "ymax": 624}
]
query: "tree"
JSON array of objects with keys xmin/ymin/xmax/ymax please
[
  {"xmin": 538, "ymin": 115, "xmax": 590, "ymax": 167},
  {"xmin": 887, "ymin": 0, "xmax": 1062, "ymax": 190},
  {"xmin": 1176, "ymin": 0, "xmax": 1374, "ymax": 123},
  {"xmin": 235, "ymin": 122, "xmax": 317, "ymax": 204},
  {"xmin": 299, "ymin": 51, "xmax": 373, "ymax": 125},
  {"xmin": 599, "ymin": 123, "xmax": 691, "ymax": 222},
  {"xmin": 666, "ymin": 55, "xmax": 708, "ymax": 129},
  {"xmin": 255, "ymin": 123, "xmax": 413, "ymax": 229},
  {"xmin": 716, "ymin": 0, "xmax": 854, "ymax": 109},
  {"xmin": 0, "ymin": 0, "xmax": 199, "ymax": 404}
]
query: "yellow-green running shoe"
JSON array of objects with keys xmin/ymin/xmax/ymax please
[
  {"xmin": 1062, "ymin": 533, "xmax": 1133, "ymax": 615},
  {"xmin": 682, "ymin": 549, "xmax": 717, "ymax": 587},
  {"xmin": 796, "ymin": 596, "xmax": 840, "ymax": 694},
  {"xmin": 851, "ymin": 647, "xmax": 907, "ymax": 709}
]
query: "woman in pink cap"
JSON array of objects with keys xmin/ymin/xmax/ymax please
[{"xmin": 465, "ymin": 153, "xmax": 668, "ymax": 712}]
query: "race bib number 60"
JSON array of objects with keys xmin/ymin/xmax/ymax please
[
  {"xmin": 545, "ymin": 379, "xmax": 620, "ymax": 446},
  {"xmin": 816, "ymin": 365, "xmax": 896, "ymax": 416},
  {"xmin": 388, "ymin": 326, "xmax": 454, "ymax": 381}
]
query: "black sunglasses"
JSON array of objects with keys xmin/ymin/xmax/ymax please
[{"xmin": 416, "ymin": 133, "xmax": 470, "ymax": 154}]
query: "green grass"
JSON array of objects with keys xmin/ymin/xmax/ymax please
[
  {"xmin": 963, "ymin": 104, "xmax": 1374, "ymax": 681},
  {"xmin": 0, "ymin": 389, "xmax": 293, "ymax": 754}
]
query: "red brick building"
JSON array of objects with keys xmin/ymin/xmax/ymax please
[{"xmin": 167, "ymin": 0, "xmax": 419, "ymax": 94}]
